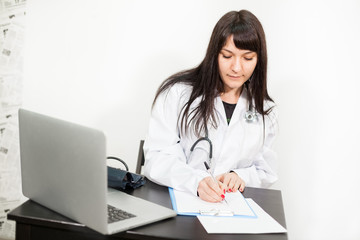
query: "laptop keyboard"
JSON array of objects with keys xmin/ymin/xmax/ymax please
[{"xmin": 107, "ymin": 205, "xmax": 136, "ymax": 223}]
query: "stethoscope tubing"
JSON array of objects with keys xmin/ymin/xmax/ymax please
[{"xmin": 189, "ymin": 102, "xmax": 258, "ymax": 168}]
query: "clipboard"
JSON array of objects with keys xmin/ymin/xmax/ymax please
[{"xmin": 168, "ymin": 188, "xmax": 257, "ymax": 218}]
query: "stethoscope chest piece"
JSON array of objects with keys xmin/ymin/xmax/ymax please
[{"xmin": 244, "ymin": 110, "xmax": 258, "ymax": 123}]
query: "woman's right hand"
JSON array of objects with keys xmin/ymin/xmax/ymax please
[{"xmin": 197, "ymin": 176, "xmax": 225, "ymax": 202}]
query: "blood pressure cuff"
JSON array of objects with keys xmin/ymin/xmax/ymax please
[{"xmin": 107, "ymin": 167, "xmax": 146, "ymax": 190}]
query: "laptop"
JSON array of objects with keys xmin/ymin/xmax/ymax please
[{"xmin": 18, "ymin": 108, "xmax": 176, "ymax": 235}]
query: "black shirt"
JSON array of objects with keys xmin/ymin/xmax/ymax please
[{"xmin": 222, "ymin": 101, "xmax": 236, "ymax": 125}]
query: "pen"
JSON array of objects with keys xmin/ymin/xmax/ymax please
[{"xmin": 203, "ymin": 162, "xmax": 229, "ymax": 204}]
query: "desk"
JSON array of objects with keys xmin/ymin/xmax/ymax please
[{"xmin": 8, "ymin": 180, "xmax": 287, "ymax": 240}]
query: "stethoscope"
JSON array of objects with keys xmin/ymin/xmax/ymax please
[
  {"xmin": 244, "ymin": 76, "xmax": 258, "ymax": 123},
  {"xmin": 189, "ymin": 101, "xmax": 258, "ymax": 168},
  {"xmin": 244, "ymin": 101, "xmax": 258, "ymax": 123},
  {"xmin": 190, "ymin": 126, "xmax": 213, "ymax": 168}
]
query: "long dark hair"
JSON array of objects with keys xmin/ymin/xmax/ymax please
[{"xmin": 153, "ymin": 10, "xmax": 273, "ymax": 136}]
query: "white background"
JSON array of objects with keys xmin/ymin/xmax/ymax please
[{"xmin": 22, "ymin": 0, "xmax": 360, "ymax": 239}]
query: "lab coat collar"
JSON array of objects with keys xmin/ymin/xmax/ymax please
[{"xmin": 214, "ymin": 89, "xmax": 248, "ymax": 126}]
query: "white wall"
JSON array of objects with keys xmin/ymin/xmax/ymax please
[{"xmin": 22, "ymin": 0, "xmax": 360, "ymax": 239}]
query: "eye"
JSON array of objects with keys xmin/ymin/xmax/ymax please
[
  {"xmin": 244, "ymin": 57, "xmax": 253, "ymax": 61},
  {"xmin": 222, "ymin": 54, "xmax": 232, "ymax": 59}
]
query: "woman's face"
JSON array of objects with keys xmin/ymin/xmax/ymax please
[{"xmin": 218, "ymin": 35, "xmax": 258, "ymax": 94}]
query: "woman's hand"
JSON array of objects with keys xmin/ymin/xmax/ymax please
[
  {"xmin": 197, "ymin": 176, "xmax": 226, "ymax": 202},
  {"xmin": 217, "ymin": 172, "xmax": 245, "ymax": 193}
]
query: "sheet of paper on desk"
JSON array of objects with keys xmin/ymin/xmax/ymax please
[
  {"xmin": 197, "ymin": 198, "xmax": 287, "ymax": 234},
  {"xmin": 170, "ymin": 188, "xmax": 255, "ymax": 217}
]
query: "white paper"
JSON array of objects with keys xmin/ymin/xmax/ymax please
[
  {"xmin": 0, "ymin": 199, "xmax": 25, "ymax": 240},
  {"xmin": 172, "ymin": 189, "xmax": 255, "ymax": 217},
  {"xmin": 197, "ymin": 198, "xmax": 287, "ymax": 234},
  {"xmin": 0, "ymin": 2, "xmax": 25, "ymax": 239},
  {"xmin": 0, "ymin": 113, "xmax": 22, "ymax": 201},
  {"xmin": 0, "ymin": 22, "xmax": 24, "ymax": 72}
]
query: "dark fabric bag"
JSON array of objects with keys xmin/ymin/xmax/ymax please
[{"xmin": 107, "ymin": 156, "xmax": 146, "ymax": 190}]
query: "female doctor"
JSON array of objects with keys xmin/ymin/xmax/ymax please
[{"xmin": 143, "ymin": 10, "xmax": 278, "ymax": 203}]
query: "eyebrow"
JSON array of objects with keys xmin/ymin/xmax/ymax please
[{"xmin": 221, "ymin": 48, "xmax": 255, "ymax": 55}]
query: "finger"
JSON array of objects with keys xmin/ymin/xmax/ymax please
[
  {"xmin": 219, "ymin": 174, "xmax": 230, "ymax": 192},
  {"xmin": 216, "ymin": 174, "xmax": 223, "ymax": 182},
  {"xmin": 232, "ymin": 178, "xmax": 241, "ymax": 192},
  {"xmin": 198, "ymin": 177, "xmax": 223, "ymax": 202},
  {"xmin": 221, "ymin": 173, "xmax": 236, "ymax": 192},
  {"xmin": 239, "ymin": 180, "xmax": 246, "ymax": 192},
  {"xmin": 226, "ymin": 172, "xmax": 241, "ymax": 192},
  {"xmin": 222, "ymin": 173, "xmax": 231, "ymax": 186},
  {"xmin": 216, "ymin": 175, "xmax": 226, "ymax": 193},
  {"xmin": 199, "ymin": 177, "xmax": 223, "ymax": 201},
  {"xmin": 224, "ymin": 173, "xmax": 240, "ymax": 193},
  {"xmin": 206, "ymin": 177, "xmax": 224, "ymax": 197},
  {"xmin": 218, "ymin": 181, "xmax": 227, "ymax": 195},
  {"xmin": 201, "ymin": 182, "xmax": 223, "ymax": 202},
  {"xmin": 198, "ymin": 188, "xmax": 221, "ymax": 202},
  {"xmin": 227, "ymin": 175, "xmax": 237, "ymax": 191}
]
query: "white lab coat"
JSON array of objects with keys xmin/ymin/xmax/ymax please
[{"xmin": 144, "ymin": 83, "xmax": 278, "ymax": 196}]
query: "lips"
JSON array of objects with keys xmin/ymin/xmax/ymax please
[{"xmin": 227, "ymin": 74, "xmax": 241, "ymax": 78}]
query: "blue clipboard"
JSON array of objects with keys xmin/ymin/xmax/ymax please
[{"xmin": 168, "ymin": 187, "xmax": 257, "ymax": 218}]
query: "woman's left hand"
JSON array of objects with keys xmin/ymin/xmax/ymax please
[{"xmin": 217, "ymin": 172, "xmax": 245, "ymax": 193}]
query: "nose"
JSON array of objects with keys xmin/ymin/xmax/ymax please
[{"xmin": 231, "ymin": 57, "xmax": 242, "ymax": 73}]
